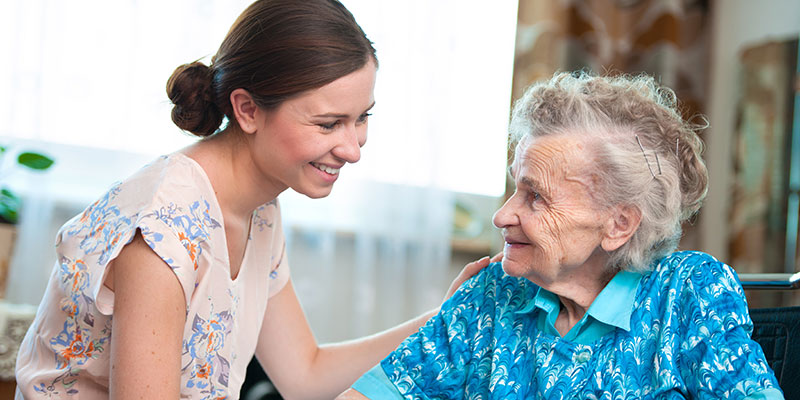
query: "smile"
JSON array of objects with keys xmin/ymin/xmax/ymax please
[{"xmin": 311, "ymin": 162, "xmax": 340, "ymax": 175}]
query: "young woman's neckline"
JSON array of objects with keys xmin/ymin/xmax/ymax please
[{"xmin": 169, "ymin": 151, "xmax": 256, "ymax": 283}]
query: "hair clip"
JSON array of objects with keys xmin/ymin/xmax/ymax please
[{"xmin": 636, "ymin": 135, "xmax": 662, "ymax": 178}]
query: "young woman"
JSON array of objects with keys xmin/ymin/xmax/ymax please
[{"xmin": 14, "ymin": 1, "xmax": 492, "ymax": 399}]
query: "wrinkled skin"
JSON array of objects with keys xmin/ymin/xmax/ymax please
[{"xmin": 493, "ymin": 134, "xmax": 612, "ymax": 290}]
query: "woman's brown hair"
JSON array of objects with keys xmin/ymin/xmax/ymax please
[{"xmin": 166, "ymin": 0, "xmax": 377, "ymax": 137}]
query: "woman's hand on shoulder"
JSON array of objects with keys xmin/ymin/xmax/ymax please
[
  {"xmin": 442, "ymin": 252, "xmax": 502, "ymax": 303},
  {"xmin": 109, "ymin": 231, "xmax": 186, "ymax": 399}
]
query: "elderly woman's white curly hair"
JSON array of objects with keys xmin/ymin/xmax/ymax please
[{"xmin": 509, "ymin": 71, "xmax": 709, "ymax": 272}]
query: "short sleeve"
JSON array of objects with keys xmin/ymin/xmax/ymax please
[
  {"xmin": 76, "ymin": 163, "xmax": 223, "ymax": 316},
  {"xmin": 90, "ymin": 209, "xmax": 201, "ymax": 316},
  {"xmin": 675, "ymin": 255, "xmax": 783, "ymax": 399},
  {"xmin": 378, "ymin": 264, "xmax": 503, "ymax": 399},
  {"xmin": 351, "ymin": 364, "xmax": 405, "ymax": 399}
]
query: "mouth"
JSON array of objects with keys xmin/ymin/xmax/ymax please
[
  {"xmin": 503, "ymin": 235, "xmax": 530, "ymax": 247},
  {"xmin": 310, "ymin": 162, "xmax": 341, "ymax": 175}
]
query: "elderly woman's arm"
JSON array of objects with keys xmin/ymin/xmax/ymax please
[{"xmin": 338, "ymin": 367, "xmax": 404, "ymax": 400}]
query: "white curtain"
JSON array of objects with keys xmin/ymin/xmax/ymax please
[{"xmin": 0, "ymin": 0, "xmax": 517, "ymax": 340}]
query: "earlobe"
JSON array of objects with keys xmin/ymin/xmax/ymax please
[
  {"xmin": 601, "ymin": 205, "xmax": 642, "ymax": 252},
  {"xmin": 230, "ymin": 88, "xmax": 259, "ymax": 134}
]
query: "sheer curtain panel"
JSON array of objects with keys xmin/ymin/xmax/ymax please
[{"xmin": 0, "ymin": 0, "xmax": 517, "ymax": 340}]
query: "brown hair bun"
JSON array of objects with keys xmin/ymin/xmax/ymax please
[{"xmin": 166, "ymin": 62, "xmax": 223, "ymax": 137}]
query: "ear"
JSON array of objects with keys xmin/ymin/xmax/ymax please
[
  {"xmin": 601, "ymin": 204, "xmax": 642, "ymax": 252},
  {"xmin": 229, "ymin": 88, "xmax": 260, "ymax": 134}
]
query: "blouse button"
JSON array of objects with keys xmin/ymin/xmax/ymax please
[{"xmin": 575, "ymin": 350, "xmax": 592, "ymax": 364}]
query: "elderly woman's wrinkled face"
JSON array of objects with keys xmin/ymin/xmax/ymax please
[{"xmin": 493, "ymin": 134, "xmax": 611, "ymax": 286}]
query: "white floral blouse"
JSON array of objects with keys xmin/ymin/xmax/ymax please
[{"xmin": 15, "ymin": 153, "xmax": 290, "ymax": 399}]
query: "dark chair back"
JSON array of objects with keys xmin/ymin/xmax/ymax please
[
  {"xmin": 240, "ymin": 358, "xmax": 283, "ymax": 400},
  {"xmin": 740, "ymin": 272, "xmax": 800, "ymax": 400},
  {"xmin": 748, "ymin": 306, "xmax": 800, "ymax": 399}
]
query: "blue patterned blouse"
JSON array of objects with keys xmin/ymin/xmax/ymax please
[{"xmin": 353, "ymin": 251, "xmax": 783, "ymax": 399}]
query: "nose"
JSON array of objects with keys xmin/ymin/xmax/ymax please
[
  {"xmin": 333, "ymin": 123, "xmax": 366, "ymax": 163},
  {"xmin": 492, "ymin": 195, "xmax": 519, "ymax": 229}
]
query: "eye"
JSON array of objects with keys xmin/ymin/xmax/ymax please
[
  {"xmin": 528, "ymin": 190, "xmax": 542, "ymax": 205},
  {"xmin": 357, "ymin": 112, "xmax": 372, "ymax": 124},
  {"xmin": 318, "ymin": 121, "xmax": 340, "ymax": 131}
]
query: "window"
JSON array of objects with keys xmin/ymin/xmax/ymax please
[{"xmin": 0, "ymin": 0, "xmax": 516, "ymax": 197}]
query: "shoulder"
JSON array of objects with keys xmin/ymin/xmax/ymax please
[
  {"xmin": 446, "ymin": 262, "xmax": 537, "ymax": 314},
  {"xmin": 59, "ymin": 154, "xmax": 224, "ymax": 268},
  {"xmin": 649, "ymin": 251, "xmax": 739, "ymax": 292},
  {"xmin": 641, "ymin": 250, "xmax": 747, "ymax": 320},
  {"xmin": 63, "ymin": 154, "xmax": 209, "ymax": 225},
  {"xmin": 121, "ymin": 153, "xmax": 213, "ymax": 202}
]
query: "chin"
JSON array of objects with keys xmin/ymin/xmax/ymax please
[
  {"xmin": 500, "ymin": 259, "xmax": 528, "ymax": 278},
  {"xmin": 297, "ymin": 186, "xmax": 334, "ymax": 199}
]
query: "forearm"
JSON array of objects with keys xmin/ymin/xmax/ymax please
[
  {"xmin": 261, "ymin": 256, "xmax": 497, "ymax": 400},
  {"xmin": 297, "ymin": 308, "xmax": 436, "ymax": 399},
  {"xmin": 337, "ymin": 388, "xmax": 370, "ymax": 399},
  {"xmin": 320, "ymin": 307, "xmax": 435, "ymax": 371}
]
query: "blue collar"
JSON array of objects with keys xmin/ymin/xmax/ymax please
[{"xmin": 517, "ymin": 270, "xmax": 643, "ymax": 332}]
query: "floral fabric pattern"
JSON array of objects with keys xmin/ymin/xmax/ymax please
[
  {"xmin": 381, "ymin": 251, "xmax": 781, "ymax": 399},
  {"xmin": 16, "ymin": 154, "xmax": 290, "ymax": 399},
  {"xmin": 184, "ymin": 308, "xmax": 234, "ymax": 397},
  {"xmin": 147, "ymin": 199, "xmax": 221, "ymax": 270}
]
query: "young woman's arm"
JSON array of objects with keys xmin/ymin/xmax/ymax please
[
  {"xmin": 338, "ymin": 388, "xmax": 370, "ymax": 399},
  {"xmin": 108, "ymin": 233, "xmax": 186, "ymax": 399},
  {"xmin": 256, "ymin": 256, "xmax": 495, "ymax": 400}
]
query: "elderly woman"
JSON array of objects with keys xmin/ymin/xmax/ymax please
[{"xmin": 338, "ymin": 72, "xmax": 783, "ymax": 399}]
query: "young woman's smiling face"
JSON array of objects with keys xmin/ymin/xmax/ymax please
[
  {"xmin": 492, "ymin": 134, "xmax": 612, "ymax": 287},
  {"xmin": 248, "ymin": 59, "xmax": 377, "ymax": 199}
]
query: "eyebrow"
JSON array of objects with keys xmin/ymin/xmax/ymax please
[
  {"xmin": 312, "ymin": 101, "xmax": 376, "ymax": 119},
  {"xmin": 509, "ymin": 166, "xmax": 539, "ymax": 188},
  {"xmin": 519, "ymin": 176, "xmax": 540, "ymax": 192},
  {"xmin": 518, "ymin": 175, "xmax": 551, "ymax": 200}
]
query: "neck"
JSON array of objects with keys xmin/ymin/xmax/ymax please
[
  {"xmin": 182, "ymin": 128, "xmax": 286, "ymax": 221},
  {"xmin": 539, "ymin": 252, "xmax": 618, "ymax": 333}
]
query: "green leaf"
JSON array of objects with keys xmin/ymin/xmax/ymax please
[
  {"xmin": 0, "ymin": 188, "xmax": 18, "ymax": 201},
  {"xmin": 18, "ymin": 152, "xmax": 54, "ymax": 170},
  {"xmin": 0, "ymin": 185, "xmax": 20, "ymax": 224},
  {"xmin": 0, "ymin": 207, "xmax": 17, "ymax": 224}
]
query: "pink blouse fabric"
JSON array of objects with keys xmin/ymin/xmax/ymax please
[{"xmin": 15, "ymin": 153, "xmax": 290, "ymax": 399}]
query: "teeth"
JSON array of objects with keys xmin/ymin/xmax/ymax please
[{"xmin": 312, "ymin": 162, "xmax": 340, "ymax": 175}]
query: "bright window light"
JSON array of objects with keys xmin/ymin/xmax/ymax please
[{"xmin": 0, "ymin": 0, "xmax": 517, "ymax": 197}]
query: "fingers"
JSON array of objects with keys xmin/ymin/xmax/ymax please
[
  {"xmin": 442, "ymin": 254, "xmax": 502, "ymax": 303},
  {"xmin": 443, "ymin": 256, "xmax": 488, "ymax": 302},
  {"xmin": 455, "ymin": 256, "xmax": 490, "ymax": 285},
  {"xmin": 463, "ymin": 256, "xmax": 490, "ymax": 274}
]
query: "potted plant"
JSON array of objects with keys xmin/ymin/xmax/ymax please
[{"xmin": 0, "ymin": 146, "xmax": 54, "ymax": 298}]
